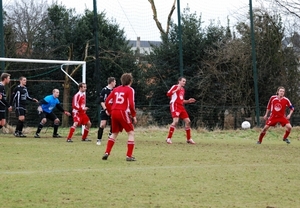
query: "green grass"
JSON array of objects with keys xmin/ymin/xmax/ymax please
[{"xmin": 1, "ymin": 126, "xmax": 300, "ymax": 208}]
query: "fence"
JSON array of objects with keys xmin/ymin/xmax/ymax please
[{"xmin": 6, "ymin": 104, "xmax": 300, "ymax": 130}]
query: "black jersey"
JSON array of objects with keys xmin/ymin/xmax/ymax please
[
  {"xmin": 99, "ymin": 86, "xmax": 113, "ymax": 109},
  {"xmin": 10, "ymin": 85, "xmax": 35, "ymax": 108},
  {"xmin": 0, "ymin": 82, "xmax": 10, "ymax": 110}
]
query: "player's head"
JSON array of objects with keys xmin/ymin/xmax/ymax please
[
  {"xmin": 19, "ymin": 76, "xmax": 27, "ymax": 86},
  {"xmin": 178, "ymin": 77, "xmax": 186, "ymax": 87},
  {"xmin": 1, "ymin": 73, "xmax": 11, "ymax": 84},
  {"xmin": 276, "ymin": 86, "xmax": 285, "ymax": 97},
  {"xmin": 52, "ymin": 89, "xmax": 60, "ymax": 98},
  {"xmin": 78, "ymin": 83, "xmax": 87, "ymax": 92},
  {"xmin": 107, "ymin": 77, "xmax": 116, "ymax": 86},
  {"xmin": 120, "ymin": 73, "xmax": 133, "ymax": 86}
]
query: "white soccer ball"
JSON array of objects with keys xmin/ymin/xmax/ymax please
[{"xmin": 241, "ymin": 121, "xmax": 251, "ymax": 129}]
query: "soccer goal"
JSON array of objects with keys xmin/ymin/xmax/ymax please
[
  {"xmin": 0, "ymin": 57, "xmax": 87, "ymax": 133},
  {"xmin": 0, "ymin": 57, "xmax": 86, "ymax": 84}
]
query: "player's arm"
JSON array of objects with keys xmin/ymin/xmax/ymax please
[
  {"xmin": 1, "ymin": 96, "xmax": 11, "ymax": 108},
  {"xmin": 0, "ymin": 87, "xmax": 12, "ymax": 108},
  {"xmin": 72, "ymin": 94, "xmax": 81, "ymax": 111},
  {"xmin": 128, "ymin": 88, "xmax": 136, "ymax": 118},
  {"xmin": 166, "ymin": 85, "xmax": 179, "ymax": 97},
  {"xmin": 104, "ymin": 92, "xmax": 113, "ymax": 115},
  {"xmin": 99, "ymin": 89, "xmax": 107, "ymax": 110},
  {"xmin": 56, "ymin": 103, "xmax": 71, "ymax": 116},
  {"xmin": 183, "ymin": 98, "xmax": 196, "ymax": 104},
  {"xmin": 286, "ymin": 104, "xmax": 294, "ymax": 119},
  {"xmin": 9, "ymin": 87, "xmax": 18, "ymax": 106},
  {"xmin": 38, "ymin": 99, "xmax": 48, "ymax": 105},
  {"xmin": 264, "ymin": 97, "xmax": 273, "ymax": 119},
  {"xmin": 26, "ymin": 91, "xmax": 38, "ymax": 103}
]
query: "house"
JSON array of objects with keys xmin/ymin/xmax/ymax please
[
  {"xmin": 129, "ymin": 37, "xmax": 161, "ymax": 55},
  {"xmin": 282, "ymin": 33, "xmax": 300, "ymax": 66}
]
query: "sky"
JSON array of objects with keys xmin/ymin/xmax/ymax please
[
  {"xmin": 4, "ymin": 0, "xmax": 261, "ymax": 41},
  {"xmin": 60, "ymin": 0, "xmax": 262, "ymax": 41}
]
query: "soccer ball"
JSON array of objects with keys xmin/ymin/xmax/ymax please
[{"xmin": 241, "ymin": 121, "xmax": 251, "ymax": 129}]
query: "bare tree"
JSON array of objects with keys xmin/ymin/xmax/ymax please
[
  {"xmin": 148, "ymin": 0, "xmax": 176, "ymax": 36},
  {"xmin": 5, "ymin": 0, "xmax": 49, "ymax": 56},
  {"xmin": 257, "ymin": 0, "xmax": 300, "ymax": 35},
  {"xmin": 268, "ymin": 0, "xmax": 300, "ymax": 19}
]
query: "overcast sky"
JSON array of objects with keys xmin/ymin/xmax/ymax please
[
  {"xmin": 4, "ymin": 0, "xmax": 262, "ymax": 41},
  {"xmin": 63, "ymin": 0, "xmax": 263, "ymax": 41}
]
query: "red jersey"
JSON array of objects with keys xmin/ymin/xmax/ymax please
[
  {"xmin": 267, "ymin": 95, "xmax": 294, "ymax": 118},
  {"xmin": 167, "ymin": 85, "xmax": 185, "ymax": 105},
  {"xmin": 72, "ymin": 91, "xmax": 86, "ymax": 114},
  {"xmin": 105, "ymin": 85, "xmax": 136, "ymax": 117}
]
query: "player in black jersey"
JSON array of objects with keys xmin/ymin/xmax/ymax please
[
  {"xmin": 97, "ymin": 77, "xmax": 116, "ymax": 145},
  {"xmin": 10, "ymin": 76, "xmax": 38, "ymax": 137},
  {"xmin": 0, "ymin": 73, "xmax": 13, "ymax": 131}
]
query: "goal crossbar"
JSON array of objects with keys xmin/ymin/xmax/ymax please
[{"xmin": 0, "ymin": 57, "xmax": 86, "ymax": 84}]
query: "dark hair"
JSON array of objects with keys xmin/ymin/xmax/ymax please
[
  {"xmin": 178, "ymin": 77, "xmax": 186, "ymax": 82},
  {"xmin": 107, "ymin": 77, "xmax": 116, "ymax": 84},
  {"xmin": 1, "ymin": 73, "xmax": 11, "ymax": 81},
  {"xmin": 120, "ymin": 73, "xmax": 133, "ymax": 86},
  {"xmin": 19, "ymin": 76, "xmax": 26, "ymax": 81},
  {"xmin": 78, "ymin": 82, "xmax": 86, "ymax": 89}
]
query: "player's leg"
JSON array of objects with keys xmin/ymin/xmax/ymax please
[
  {"xmin": 66, "ymin": 118, "xmax": 78, "ymax": 142},
  {"xmin": 82, "ymin": 115, "xmax": 92, "ymax": 141},
  {"xmin": 166, "ymin": 103, "xmax": 179, "ymax": 144},
  {"xmin": 182, "ymin": 112, "xmax": 195, "ymax": 144},
  {"xmin": 97, "ymin": 120, "xmax": 107, "ymax": 143},
  {"xmin": 102, "ymin": 111, "xmax": 120, "ymax": 160},
  {"xmin": 15, "ymin": 108, "xmax": 26, "ymax": 137},
  {"xmin": 166, "ymin": 117, "xmax": 179, "ymax": 144},
  {"xmin": 49, "ymin": 113, "xmax": 61, "ymax": 137},
  {"xmin": 97, "ymin": 110, "xmax": 109, "ymax": 145},
  {"xmin": 257, "ymin": 123, "xmax": 271, "ymax": 144},
  {"xmin": 282, "ymin": 118, "xmax": 292, "ymax": 144},
  {"xmin": 108, "ymin": 117, "xmax": 112, "ymax": 137},
  {"xmin": 0, "ymin": 111, "xmax": 6, "ymax": 130},
  {"xmin": 123, "ymin": 116, "xmax": 135, "ymax": 161},
  {"xmin": 35, "ymin": 112, "xmax": 47, "ymax": 138}
]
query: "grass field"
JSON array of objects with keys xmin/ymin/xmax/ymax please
[{"xmin": 1, "ymin": 126, "xmax": 300, "ymax": 208}]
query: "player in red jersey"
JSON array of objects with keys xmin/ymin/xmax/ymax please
[
  {"xmin": 257, "ymin": 86, "xmax": 294, "ymax": 144},
  {"xmin": 166, "ymin": 77, "xmax": 196, "ymax": 144},
  {"xmin": 102, "ymin": 73, "xmax": 137, "ymax": 161},
  {"xmin": 66, "ymin": 83, "xmax": 92, "ymax": 142}
]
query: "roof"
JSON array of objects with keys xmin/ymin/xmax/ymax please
[{"xmin": 128, "ymin": 40, "xmax": 161, "ymax": 48}]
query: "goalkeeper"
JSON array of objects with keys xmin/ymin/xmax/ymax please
[{"xmin": 34, "ymin": 89, "xmax": 71, "ymax": 138}]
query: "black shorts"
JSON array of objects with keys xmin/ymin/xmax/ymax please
[
  {"xmin": 100, "ymin": 110, "xmax": 110, "ymax": 121},
  {"xmin": 39, "ymin": 111, "xmax": 58, "ymax": 122},
  {"xmin": 15, "ymin": 107, "xmax": 26, "ymax": 117},
  {"xmin": 0, "ymin": 111, "xmax": 5, "ymax": 120}
]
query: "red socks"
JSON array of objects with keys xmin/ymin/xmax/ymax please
[
  {"xmin": 105, "ymin": 138, "xmax": 115, "ymax": 155},
  {"xmin": 127, "ymin": 141, "xmax": 135, "ymax": 157},
  {"xmin": 67, "ymin": 126, "xmax": 76, "ymax": 139},
  {"xmin": 185, "ymin": 127, "xmax": 191, "ymax": 140},
  {"xmin": 258, "ymin": 132, "xmax": 266, "ymax": 143},
  {"xmin": 283, "ymin": 130, "xmax": 290, "ymax": 140},
  {"xmin": 167, "ymin": 125, "xmax": 175, "ymax": 139},
  {"xmin": 82, "ymin": 128, "xmax": 89, "ymax": 140}
]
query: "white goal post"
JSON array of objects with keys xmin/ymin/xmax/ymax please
[
  {"xmin": 0, "ymin": 57, "xmax": 86, "ymax": 84},
  {"xmin": 0, "ymin": 57, "xmax": 87, "ymax": 133}
]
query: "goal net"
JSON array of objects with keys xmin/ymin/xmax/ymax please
[{"xmin": 0, "ymin": 57, "xmax": 86, "ymax": 130}]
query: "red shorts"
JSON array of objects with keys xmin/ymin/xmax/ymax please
[
  {"xmin": 73, "ymin": 113, "xmax": 90, "ymax": 126},
  {"xmin": 170, "ymin": 103, "xmax": 189, "ymax": 119},
  {"xmin": 111, "ymin": 110, "xmax": 134, "ymax": 133},
  {"xmin": 266, "ymin": 116, "xmax": 290, "ymax": 127}
]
